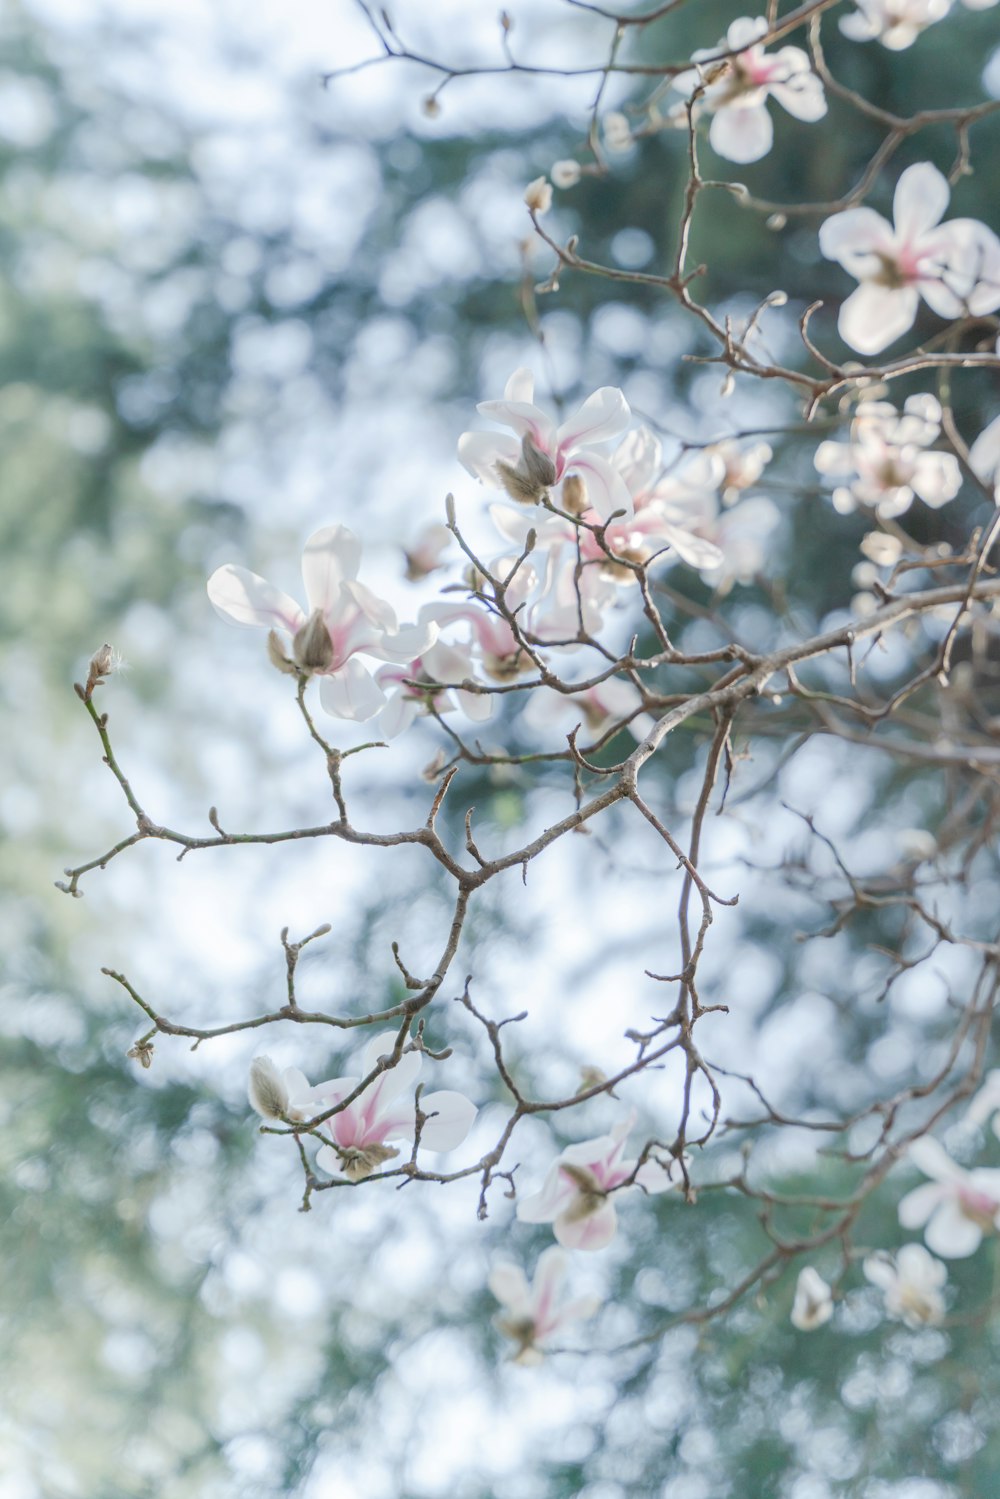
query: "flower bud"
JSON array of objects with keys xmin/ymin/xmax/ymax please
[
  {"xmin": 521, "ymin": 434, "xmax": 557, "ymax": 489},
  {"xmin": 524, "ymin": 176, "xmax": 553, "ymax": 216},
  {"xmin": 292, "ymin": 609, "xmax": 335, "ymax": 673},
  {"xmin": 248, "ymin": 1056, "xmax": 291, "ymax": 1120},
  {"xmin": 127, "ymin": 1039, "xmax": 155, "ymax": 1069},
  {"xmin": 603, "ymin": 111, "xmax": 632, "ymax": 152},
  {"xmin": 267, "ymin": 629, "xmax": 299, "ymax": 676},
  {"xmin": 551, "ymin": 159, "xmax": 581, "ymax": 189}
]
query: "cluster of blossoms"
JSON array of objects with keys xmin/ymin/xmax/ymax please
[
  {"xmin": 791, "ymin": 1077, "xmax": 1000, "ymax": 1335},
  {"xmin": 840, "ymin": 0, "xmax": 996, "ymax": 51},
  {"xmin": 814, "ymin": 394, "xmax": 962, "ymax": 520}
]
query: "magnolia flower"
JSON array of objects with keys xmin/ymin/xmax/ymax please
[
  {"xmin": 602, "ymin": 111, "xmax": 632, "ymax": 152},
  {"xmin": 839, "ymin": 0, "xmax": 949, "ymax": 49},
  {"xmin": 489, "ymin": 1247, "xmax": 601, "ymax": 1366},
  {"xmin": 608, "ymin": 427, "xmax": 726, "ymax": 571},
  {"xmin": 207, "ymin": 525, "xmax": 436, "ymax": 722},
  {"xmin": 814, "ymin": 395, "xmax": 962, "ymax": 519},
  {"xmin": 516, "ymin": 1111, "xmax": 683, "ymax": 1251},
  {"xmin": 403, "ymin": 522, "xmax": 452, "ymax": 581},
  {"xmin": 674, "ymin": 16, "xmax": 826, "ymax": 165},
  {"xmin": 523, "ymin": 678, "xmax": 655, "ymax": 745},
  {"xmin": 296, "ymin": 1033, "xmax": 477, "ymax": 1182},
  {"xmin": 790, "ymin": 1266, "xmax": 834, "ymax": 1330},
  {"xmin": 710, "ymin": 437, "xmax": 773, "ymax": 502},
  {"xmin": 551, "ymin": 159, "xmax": 582, "ymax": 189},
  {"xmin": 819, "ymin": 162, "xmax": 1000, "ymax": 354},
  {"xmin": 375, "ymin": 630, "xmax": 493, "ymax": 738},
  {"xmin": 458, "ymin": 368, "xmax": 633, "ymax": 519},
  {"xmin": 898, "ymin": 1135, "xmax": 1000, "ymax": 1257},
  {"xmin": 863, "ymin": 1244, "xmax": 947, "ymax": 1327}
]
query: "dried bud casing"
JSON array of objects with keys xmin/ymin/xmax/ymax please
[
  {"xmin": 248, "ymin": 1056, "xmax": 290, "ymax": 1120},
  {"xmin": 521, "ymin": 435, "xmax": 557, "ymax": 489},
  {"xmin": 267, "ymin": 630, "xmax": 299, "ymax": 676},
  {"xmin": 292, "ymin": 610, "xmax": 335, "ymax": 673},
  {"xmin": 561, "ymin": 473, "xmax": 588, "ymax": 516}
]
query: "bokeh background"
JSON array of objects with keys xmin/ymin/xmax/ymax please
[{"xmin": 5, "ymin": 0, "xmax": 1000, "ymax": 1494}]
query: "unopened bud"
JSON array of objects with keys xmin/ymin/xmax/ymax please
[
  {"xmin": 422, "ymin": 94, "xmax": 441, "ymax": 118},
  {"xmin": 292, "ymin": 609, "xmax": 335, "ymax": 673},
  {"xmin": 551, "ymin": 159, "xmax": 581, "ymax": 190},
  {"xmin": 267, "ymin": 629, "xmax": 298, "ymax": 676},
  {"xmin": 766, "ymin": 213, "xmax": 787, "ymax": 231},
  {"xmin": 500, "ymin": 9, "xmax": 512, "ymax": 31},
  {"xmin": 524, "ymin": 176, "xmax": 553, "ymax": 216},
  {"xmin": 127, "ymin": 1039, "xmax": 155, "ymax": 1069},
  {"xmin": 578, "ymin": 1064, "xmax": 608, "ymax": 1094},
  {"xmin": 248, "ymin": 1056, "xmax": 290, "ymax": 1121},
  {"xmin": 84, "ymin": 642, "xmax": 123, "ymax": 699},
  {"xmin": 561, "ymin": 473, "xmax": 588, "ymax": 515},
  {"xmin": 603, "ymin": 111, "xmax": 632, "ymax": 152}
]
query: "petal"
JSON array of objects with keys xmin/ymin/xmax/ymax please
[
  {"xmin": 634, "ymin": 1156, "xmax": 681, "ymax": 1194},
  {"xmin": 658, "ymin": 522, "xmax": 725, "ymax": 570},
  {"xmin": 343, "ymin": 578, "xmax": 398, "ymax": 634},
  {"xmin": 819, "ymin": 207, "xmax": 894, "ymax": 274},
  {"xmin": 516, "ymin": 1163, "xmax": 572, "ymax": 1224},
  {"xmin": 504, "ymin": 367, "xmax": 535, "ymax": 403},
  {"xmin": 970, "ymin": 415, "xmax": 1000, "ymax": 484},
  {"xmin": 838, "ymin": 282, "xmax": 919, "ymax": 354},
  {"xmin": 907, "ymin": 1134, "xmax": 963, "ymax": 1183},
  {"xmin": 456, "ymin": 687, "xmax": 494, "ymax": 721},
  {"xmin": 488, "ymin": 1261, "xmax": 530, "ymax": 1311},
  {"xmin": 411, "ymin": 1089, "xmax": 477, "ymax": 1152},
  {"xmin": 863, "ymin": 1253, "xmax": 896, "ymax": 1290},
  {"xmin": 207, "ymin": 564, "xmax": 305, "ymax": 635},
  {"xmin": 318, "ymin": 659, "xmax": 387, "ymax": 722},
  {"xmin": 910, "ymin": 452, "xmax": 961, "ymax": 508},
  {"xmin": 570, "ymin": 450, "xmax": 635, "ymax": 520},
  {"xmin": 556, "ymin": 386, "xmax": 631, "ymax": 451},
  {"xmin": 709, "ymin": 102, "xmax": 773, "ymax": 163},
  {"xmin": 457, "ymin": 429, "xmax": 522, "ymax": 486},
  {"xmin": 613, "ymin": 426, "xmax": 662, "ymax": 497},
  {"xmin": 554, "ymin": 1199, "xmax": 618, "ymax": 1251},
  {"xmin": 893, "ymin": 162, "xmax": 949, "ymax": 244},
  {"xmin": 377, "ymin": 689, "xmax": 420, "ymax": 740},
  {"xmin": 923, "ymin": 1200, "xmax": 983, "ymax": 1259},
  {"xmin": 728, "ymin": 16, "xmax": 769, "ymax": 47},
  {"xmin": 315, "ymin": 1143, "xmax": 344, "ymax": 1176},
  {"xmin": 532, "ymin": 1244, "xmax": 568, "ymax": 1315},
  {"xmin": 898, "ymin": 1181, "xmax": 947, "ymax": 1229},
  {"xmin": 475, "ymin": 398, "xmax": 556, "ymax": 451},
  {"xmin": 301, "ymin": 525, "xmax": 362, "ymax": 613},
  {"xmin": 770, "ymin": 69, "xmax": 826, "ymax": 123}
]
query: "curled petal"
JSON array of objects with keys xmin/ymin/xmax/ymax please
[
  {"xmin": 893, "ymin": 162, "xmax": 949, "ymax": 244},
  {"xmin": 489, "ymin": 1261, "xmax": 531, "ymax": 1310},
  {"xmin": 301, "ymin": 525, "xmax": 362, "ymax": 613},
  {"xmin": 924, "ymin": 1200, "xmax": 984, "ymax": 1259},
  {"xmin": 207, "ymin": 565, "xmax": 306, "ymax": 636},
  {"xmin": 318, "ymin": 659, "xmax": 387, "ymax": 722},
  {"xmin": 898, "ymin": 1180, "xmax": 947, "ymax": 1229},
  {"xmin": 409, "ymin": 1089, "xmax": 477, "ymax": 1152},
  {"xmin": 554, "ymin": 1198, "xmax": 618, "ymax": 1251},
  {"xmin": 838, "ymin": 282, "xmax": 919, "ymax": 354},
  {"xmin": 458, "ymin": 429, "xmax": 522, "ymax": 486},
  {"xmin": 556, "ymin": 386, "xmax": 631, "ymax": 450},
  {"xmin": 819, "ymin": 207, "xmax": 894, "ymax": 274},
  {"xmin": 709, "ymin": 102, "xmax": 773, "ymax": 163}
]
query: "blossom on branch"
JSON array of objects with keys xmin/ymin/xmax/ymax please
[
  {"xmin": 295, "ymin": 1034, "xmax": 477, "ymax": 1182},
  {"xmin": 207, "ymin": 525, "xmax": 436, "ymax": 722},
  {"xmin": 863, "ymin": 1244, "xmax": 947, "ymax": 1326},
  {"xmin": 839, "ymin": 0, "xmax": 949, "ymax": 50},
  {"xmin": 790, "ymin": 1266, "xmax": 834, "ymax": 1330},
  {"xmin": 374, "ymin": 628, "xmax": 494, "ymax": 738},
  {"xmin": 673, "ymin": 16, "xmax": 826, "ymax": 165},
  {"xmin": 814, "ymin": 394, "xmax": 962, "ymax": 519},
  {"xmin": 898, "ymin": 1135, "xmax": 1000, "ymax": 1257},
  {"xmin": 489, "ymin": 1246, "xmax": 601, "ymax": 1365},
  {"xmin": 819, "ymin": 162, "xmax": 1000, "ymax": 354},
  {"xmin": 516, "ymin": 1111, "xmax": 683, "ymax": 1251},
  {"xmin": 458, "ymin": 368, "xmax": 633, "ymax": 519}
]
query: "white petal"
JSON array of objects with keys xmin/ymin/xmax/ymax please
[
  {"xmin": 770, "ymin": 67, "xmax": 826, "ymax": 123},
  {"xmin": 838, "ymin": 282, "xmax": 919, "ymax": 354},
  {"xmin": 819, "ymin": 207, "xmax": 894, "ymax": 274},
  {"xmin": 907, "ymin": 1134, "xmax": 963, "ymax": 1182},
  {"xmin": 923, "ymin": 1200, "xmax": 983, "ymax": 1259},
  {"xmin": 413, "ymin": 1090, "xmax": 477, "ymax": 1152},
  {"xmin": 207, "ymin": 565, "xmax": 305, "ymax": 635},
  {"xmin": 377, "ymin": 689, "xmax": 420, "ymax": 740},
  {"xmin": 488, "ymin": 1261, "xmax": 530, "ymax": 1311},
  {"xmin": 571, "ymin": 450, "xmax": 634, "ymax": 520},
  {"xmin": 910, "ymin": 452, "xmax": 961, "ymax": 508},
  {"xmin": 893, "ymin": 162, "xmax": 949, "ymax": 243},
  {"xmin": 727, "ymin": 16, "xmax": 769, "ymax": 47},
  {"xmin": 516, "ymin": 1163, "xmax": 570, "ymax": 1224},
  {"xmin": 504, "ymin": 367, "xmax": 536, "ymax": 403},
  {"xmin": 556, "ymin": 386, "xmax": 631, "ymax": 450},
  {"xmin": 457, "ymin": 430, "xmax": 522, "ymax": 485},
  {"xmin": 898, "ymin": 1180, "xmax": 947, "ymax": 1229},
  {"xmin": 969, "ymin": 413, "xmax": 1000, "ymax": 483},
  {"xmin": 301, "ymin": 525, "xmax": 362, "ymax": 613},
  {"xmin": 709, "ymin": 102, "xmax": 773, "ymax": 163},
  {"xmin": 318, "ymin": 659, "xmax": 387, "ymax": 722},
  {"xmin": 554, "ymin": 1198, "xmax": 618, "ymax": 1251}
]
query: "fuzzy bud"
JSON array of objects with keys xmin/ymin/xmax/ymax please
[
  {"xmin": 524, "ymin": 176, "xmax": 553, "ymax": 216},
  {"xmin": 248, "ymin": 1056, "xmax": 290, "ymax": 1121},
  {"xmin": 83, "ymin": 642, "xmax": 123, "ymax": 700},
  {"xmin": 267, "ymin": 629, "xmax": 299, "ymax": 676},
  {"xmin": 292, "ymin": 609, "xmax": 335, "ymax": 673},
  {"xmin": 561, "ymin": 473, "xmax": 588, "ymax": 516},
  {"xmin": 551, "ymin": 159, "xmax": 581, "ymax": 190},
  {"xmin": 127, "ymin": 1039, "xmax": 155, "ymax": 1069}
]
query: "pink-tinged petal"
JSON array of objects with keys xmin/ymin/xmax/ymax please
[
  {"xmin": 489, "ymin": 1261, "xmax": 530, "ymax": 1310},
  {"xmin": 898, "ymin": 1180, "xmax": 947, "ymax": 1229},
  {"xmin": 658, "ymin": 522, "xmax": 725, "ymax": 570},
  {"xmin": 300, "ymin": 525, "xmax": 362, "ymax": 614},
  {"xmin": 359, "ymin": 1033, "xmax": 421, "ymax": 1090},
  {"xmin": 893, "ymin": 162, "xmax": 949, "ymax": 244},
  {"xmin": 343, "ymin": 578, "xmax": 398, "ymax": 634},
  {"xmin": 475, "ymin": 397, "xmax": 555, "ymax": 451},
  {"xmin": 634, "ymin": 1157, "xmax": 680, "ymax": 1194},
  {"xmin": 613, "ymin": 426, "xmax": 662, "ymax": 497},
  {"xmin": 571, "ymin": 450, "xmax": 634, "ymax": 520},
  {"xmin": 709, "ymin": 102, "xmax": 773, "ymax": 163},
  {"xmin": 970, "ymin": 413, "xmax": 1000, "ymax": 484},
  {"xmin": 456, "ymin": 687, "xmax": 494, "ymax": 721},
  {"xmin": 930, "ymin": 221, "xmax": 1000, "ymax": 317},
  {"xmin": 727, "ymin": 16, "xmax": 769, "ymax": 48},
  {"xmin": 516, "ymin": 1163, "xmax": 572, "ymax": 1224},
  {"xmin": 318, "ymin": 660, "xmax": 387, "ymax": 722},
  {"xmin": 838, "ymin": 282, "xmax": 919, "ymax": 354},
  {"xmin": 207, "ymin": 565, "xmax": 306, "ymax": 635},
  {"xmin": 373, "ymin": 619, "xmax": 440, "ymax": 666},
  {"xmin": 532, "ymin": 1244, "xmax": 568, "ymax": 1314},
  {"xmin": 924, "ymin": 1200, "xmax": 984, "ymax": 1259},
  {"xmin": 377, "ymin": 690, "xmax": 420, "ymax": 739},
  {"xmin": 554, "ymin": 1199, "xmax": 618, "ymax": 1251},
  {"xmin": 504, "ymin": 366, "xmax": 536, "ymax": 403},
  {"xmin": 819, "ymin": 207, "xmax": 894, "ymax": 274},
  {"xmin": 409, "ymin": 1089, "xmax": 477, "ymax": 1152},
  {"xmin": 458, "ymin": 429, "xmax": 522, "ymax": 486},
  {"xmin": 770, "ymin": 68, "xmax": 826, "ymax": 123},
  {"xmin": 556, "ymin": 386, "xmax": 631, "ymax": 451}
]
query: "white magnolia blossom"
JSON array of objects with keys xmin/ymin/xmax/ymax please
[
  {"xmin": 403, "ymin": 522, "xmax": 452, "ymax": 581},
  {"xmin": 898, "ymin": 1135, "xmax": 1000, "ymax": 1257},
  {"xmin": 674, "ymin": 16, "xmax": 826, "ymax": 164},
  {"xmin": 602, "ymin": 110, "xmax": 632, "ymax": 152},
  {"xmin": 790, "ymin": 1266, "xmax": 834, "ymax": 1330},
  {"xmin": 551, "ymin": 159, "xmax": 582, "ymax": 189},
  {"xmin": 814, "ymin": 394, "xmax": 962, "ymax": 519},
  {"xmin": 516, "ymin": 1110, "xmax": 684, "ymax": 1251},
  {"xmin": 839, "ymin": 0, "xmax": 949, "ymax": 49},
  {"xmin": 863, "ymin": 1244, "xmax": 947, "ymax": 1327},
  {"xmin": 820, "ymin": 162, "xmax": 1000, "ymax": 354},
  {"xmin": 458, "ymin": 367, "xmax": 633, "ymax": 519},
  {"xmin": 711, "ymin": 437, "xmax": 773, "ymax": 502},
  {"xmin": 698, "ymin": 496, "xmax": 781, "ymax": 592},
  {"xmin": 489, "ymin": 1247, "xmax": 601, "ymax": 1366},
  {"xmin": 207, "ymin": 525, "xmax": 436, "ymax": 722},
  {"xmin": 375, "ymin": 609, "xmax": 494, "ymax": 738},
  {"xmin": 285, "ymin": 1033, "xmax": 477, "ymax": 1182}
]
